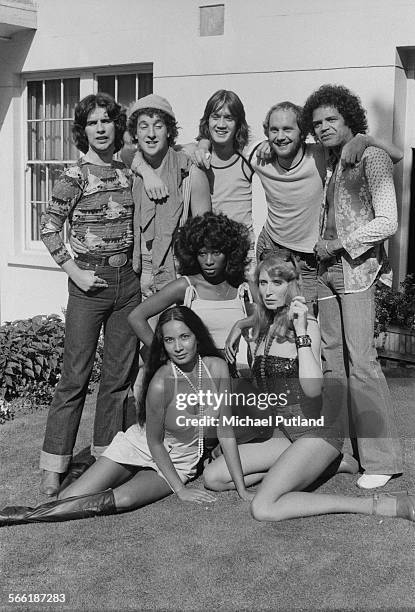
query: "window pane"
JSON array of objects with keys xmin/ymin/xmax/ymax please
[
  {"xmin": 28, "ymin": 122, "xmax": 44, "ymax": 160},
  {"xmin": 48, "ymin": 163, "xmax": 65, "ymax": 197},
  {"xmin": 45, "ymin": 79, "xmax": 61, "ymax": 119},
  {"xmin": 138, "ymin": 73, "xmax": 153, "ymax": 98},
  {"xmin": 27, "ymin": 81, "xmax": 43, "ymax": 120},
  {"xmin": 31, "ymin": 202, "xmax": 44, "ymax": 241},
  {"xmin": 63, "ymin": 78, "xmax": 79, "ymax": 118},
  {"xmin": 97, "ymin": 75, "xmax": 115, "ymax": 97},
  {"xmin": 30, "ymin": 165, "xmax": 47, "ymax": 202},
  {"xmin": 117, "ymin": 74, "xmax": 136, "ymax": 107},
  {"xmin": 45, "ymin": 120, "xmax": 62, "ymax": 160},
  {"xmin": 63, "ymin": 120, "xmax": 78, "ymax": 159}
]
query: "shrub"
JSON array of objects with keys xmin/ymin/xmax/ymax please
[
  {"xmin": 0, "ymin": 314, "xmax": 103, "ymax": 414},
  {"xmin": 375, "ymin": 274, "xmax": 415, "ymax": 337}
]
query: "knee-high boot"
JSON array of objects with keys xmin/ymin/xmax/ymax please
[{"xmin": 0, "ymin": 489, "xmax": 116, "ymax": 527}]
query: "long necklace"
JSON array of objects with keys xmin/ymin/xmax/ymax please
[{"xmin": 171, "ymin": 355, "xmax": 204, "ymax": 458}]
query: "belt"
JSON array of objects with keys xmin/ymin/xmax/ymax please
[
  {"xmin": 260, "ymin": 243, "xmax": 316, "ymax": 264},
  {"xmin": 76, "ymin": 251, "xmax": 132, "ymax": 268}
]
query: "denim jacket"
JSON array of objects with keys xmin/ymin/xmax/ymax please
[{"xmin": 320, "ymin": 146, "xmax": 397, "ymax": 292}]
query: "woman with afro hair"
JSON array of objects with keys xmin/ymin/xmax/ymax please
[{"xmin": 128, "ymin": 212, "xmax": 254, "ymax": 375}]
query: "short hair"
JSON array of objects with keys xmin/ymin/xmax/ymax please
[
  {"xmin": 174, "ymin": 212, "xmax": 250, "ymax": 287},
  {"xmin": 262, "ymin": 101, "xmax": 306, "ymax": 141},
  {"xmin": 137, "ymin": 306, "xmax": 222, "ymax": 426},
  {"xmin": 127, "ymin": 108, "xmax": 179, "ymax": 147},
  {"xmin": 302, "ymin": 84, "xmax": 368, "ymax": 138},
  {"xmin": 72, "ymin": 92, "xmax": 126, "ymax": 154},
  {"xmin": 252, "ymin": 253, "xmax": 302, "ymax": 341},
  {"xmin": 198, "ymin": 90, "xmax": 250, "ymax": 151}
]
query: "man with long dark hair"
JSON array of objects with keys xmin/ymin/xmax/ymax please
[{"xmin": 39, "ymin": 93, "xmax": 140, "ymax": 495}]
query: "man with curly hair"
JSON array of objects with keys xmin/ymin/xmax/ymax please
[
  {"xmin": 39, "ymin": 93, "xmax": 141, "ymax": 495},
  {"xmin": 249, "ymin": 100, "xmax": 402, "ymax": 315},
  {"xmin": 123, "ymin": 94, "xmax": 211, "ymax": 297},
  {"xmin": 302, "ymin": 84, "xmax": 403, "ymax": 489}
]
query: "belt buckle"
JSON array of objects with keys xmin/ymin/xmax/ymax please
[{"xmin": 108, "ymin": 253, "xmax": 127, "ymax": 267}]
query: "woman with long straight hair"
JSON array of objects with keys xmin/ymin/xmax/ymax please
[{"xmin": 0, "ymin": 307, "xmax": 252, "ymax": 527}]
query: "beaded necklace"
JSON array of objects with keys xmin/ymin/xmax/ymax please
[{"xmin": 171, "ymin": 355, "xmax": 204, "ymax": 458}]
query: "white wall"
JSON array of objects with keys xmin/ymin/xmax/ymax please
[{"xmin": 2, "ymin": 0, "xmax": 415, "ymax": 321}]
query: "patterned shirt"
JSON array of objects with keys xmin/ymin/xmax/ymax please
[
  {"xmin": 320, "ymin": 146, "xmax": 398, "ymax": 292},
  {"xmin": 40, "ymin": 159, "xmax": 134, "ymax": 266}
]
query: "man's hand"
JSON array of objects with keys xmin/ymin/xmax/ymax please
[
  {"xmin": 189, "ymin": 139, "xmax": 211, "ymax": 169},
  {"xmin": 255, "ymin": 140, "xmax": 273, "ymax": 166},
  {"xmin": 313, "ymin": 238, "xmax": 342, "ymax": 262},
  {"xmin": 141, "ymin": 168, "xmax": 169, "ymax": 201},
  {"xmin": 70, "ymin": 268, "xmax": 108, "ymax": 292},
  {"xmin": 69, "ymin": 232, "xmax": 88, "ymax": 255},
  {"xmin": 341, "ymin": 133, "xmax": 368, "ymax": 167}
]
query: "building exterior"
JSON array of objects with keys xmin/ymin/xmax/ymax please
[{"xmin": 1, "ymin": 0, "xmax": 415, "ymax": 322}]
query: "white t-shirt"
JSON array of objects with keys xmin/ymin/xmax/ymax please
[{"xmin": 249, "ymin": 142, "xmax": 326, "ymax": 253}]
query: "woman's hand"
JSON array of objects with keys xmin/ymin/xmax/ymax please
[
  {"xmin": 224, "ymin": 324, "xmax": 242, "ymax": 363},
  {"xmin": 288, "ymin": 295, "xmax": 308, "ymax": 336},
  {"xmin": 176, "ymin": 486, "xmax": 217, "ymax": 504},
  {"xmin": 237, "ymin": 488, "xmax": 255, "ymax": 502}
]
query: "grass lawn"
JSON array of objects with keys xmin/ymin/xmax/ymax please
[{"xmin": 1, "ymin": 369, "xmax": 414, "ymax": 611}]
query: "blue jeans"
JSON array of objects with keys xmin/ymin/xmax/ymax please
[
  {"xmin": 256, "ymin": 226, "xmax": 318, "ymax": 314},
  {"xmin": 318, "ymin": 260, "xmax": 403, "ymax": 474},
  {"xmin": 40, "ymin": 261, "xmax": 141, "ymax": 473}
]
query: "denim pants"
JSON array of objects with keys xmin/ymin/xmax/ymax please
[
  {"xmin": 256, "ymin": 226, "xmax": 318, "ymax": 314},
  {"xmin": 318, "ymin": 260, "xmax": 403, "ymax": 474},
  {"xmin": 40, "ymin": 261, "xmax": 141, "ymax": 473}
]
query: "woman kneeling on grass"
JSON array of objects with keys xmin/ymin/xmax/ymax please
[
  {"xmin": 0, "ymin": 307, "xmax": 252, "ymax": 527},
  {"xmin": 204, "ymin": 254, "xmax": 415, "ymax": 522}
]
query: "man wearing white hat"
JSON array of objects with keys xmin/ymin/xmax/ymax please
[{"xmin": 124, "ymin": 94, "xmax": 211, "ymax": 296}]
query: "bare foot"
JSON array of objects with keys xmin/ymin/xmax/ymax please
[
  {"xmin": 40, "ymin": 470, "xmax": 60, "ymax": 496},
  {"xmin": 338, "ymin": 453, "xmax": 359, "ymax": 474}
]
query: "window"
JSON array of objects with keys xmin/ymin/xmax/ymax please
[
  {"xmin": 26, "ymin": 67, "xmax": 153, "ymax": 242},
  {"xmin": 27, "ymin": 78, "xmax": 80, "ymax": 241}
]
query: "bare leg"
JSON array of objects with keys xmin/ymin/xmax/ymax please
[
  {"xmin": 251, "ymin": 438, "xmax": 373, "ymax": 521},
  {"xmin": 338, "ymin": 452, "xmax": 359, "ymax": 474},
  {"xmin": 59, "ymin": 457, "xmax": 135, "ymax": 499},
  {"xmin": 112, "ymin": 469, "xmax": 172, "ymax": 510},
  {"xmin": 204, "ymin": 432, "xmax": 291, "ymax": 491}
]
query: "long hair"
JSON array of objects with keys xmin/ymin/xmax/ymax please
[
  {"xmin": 252, "ymin": 254, "xmax": 302, "ymax": 342},
  {"xmin": 137, "ymin": 306, "xmax": 222, "ymax": 426},
  {"xmin": 198, "ymin": 89, "xmax": 250, "ymax": 151},
  {"xmin": 72, "ymin": 92, "xmax": 126, "ymax": 154},
  {"xmin": 174, "ymin": 212, "xmax": 250, "ymax": 287}
]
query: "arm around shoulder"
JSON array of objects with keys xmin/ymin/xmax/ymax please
[{"xmin": 189, "ymin": 165, "xmax": 211, "ymax": 216}]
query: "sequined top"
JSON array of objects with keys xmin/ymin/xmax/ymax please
[{"xmin": 252, "ymin": 354, "xmax": 304, "ymax": 406}]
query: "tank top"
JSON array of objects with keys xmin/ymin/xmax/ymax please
[
  {"xmin": 209, "ymin": 152, "xmax": 254, "ymax": 233},
  {"xmin": 182, "ymin": 276, "xmax": 251, "ymax": 350}
]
